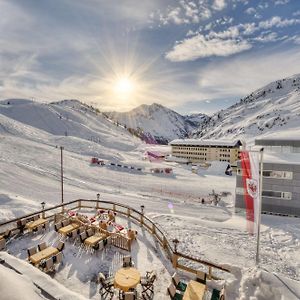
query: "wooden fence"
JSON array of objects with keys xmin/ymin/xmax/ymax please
[{"xmin": 0, "ymin": 199, "xmax": 230, "ymax": 279}]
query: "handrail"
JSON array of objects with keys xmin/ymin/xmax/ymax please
[{"xmin": 0, "ymin": 198, "xmax": 230, "ymax": 277}]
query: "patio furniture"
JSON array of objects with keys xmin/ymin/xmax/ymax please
[
  {"xmin": 124, "ymin": 291, "xmax": 137, "ymax": 300},
  {"xmin": 127, "ymin": 229, "xmax": 137, "ymax": 241},
  {"xmin": 27, "ymin": 246, "xmax": 37, "ymax": 258},
  {"xmin": 54, "ymin": 223, "xmax": 62, "ymax": 232},
  {"xmin": 38, "ymin": 242, "xmax": 47, "ymax": 251},
  {"xmin": 183, "ymin": 280, "xmax": 206, "ymax": 300},
  {"xmin": 196, "ymin": 271, "xmax": 207, "ymax": 285},
  {"xmin": 62, "ymin": 219, "xmax": 70, "ymax": 227},
  {"xmin": 168, "ymin": 283, "xmax": 183, "ymax": 300},
  {"xmin": 26, "ymin": 218, "xmax": 47, "ymax": 231},
  {"xmin": 84, "ymin": 234, "xmax": 106, "ymax": 248},
  {"xmin": 57, "ymin": 241, "xmax": 65, "ymax": 252},
  {"xmin": 33, "ymin": 215, "xmax": 39, "ymax": 221},
  {"xmin": 71, "ymin": 229, "xmax": 78, "ymax": 239},
  {"xmin": 123, "ymin": 256, "xmax": 133, "ymax": 267},
  {"xmin": 98, "ymin": 272, "xmax": 114, "ymax": 299},
  {"xmin": 44, "ymin": 221, "xmax": 50, "ymax": 231},
  {"xmin": 58, "ymin": 223, "xmax": 79, "ymax": 236},
  {"xmin": 87, "ymin": 228, "xmax": 94, "ymax": 237},
  {"xmin": 172, "ymin": 273, "xmax": 187, "ymax": 292},
  {"xmin": 44, "ymin": 257, "xmax": 54, "ymax": 272},
  {"xmin": 29, "ymin": 246, "xmax": 59, "ymax": 265},
  {"xmin": 211, "ymin": 289, "xmax": 220, "ymax": 300},
  {"xmin": 55, "ymin": 251, "xmax": 63, "ymax": 264},
  {"xmin": 141, "ymin": 272, "xmax": 156, "ymax": 298},
  {"xmin": 80, "ymin": 232, "xmax": 87, "ymax": 243},
  {"xmin": 114, "ymin": 267, "xmax": 141, "ymax": 292}
]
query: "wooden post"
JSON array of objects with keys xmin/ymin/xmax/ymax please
[
  {"xmin": 96, "ymin": 201, "xmax": 100, "ymax": 209},
  {"xmin": 172, "ymin": 253, "xmax": 178, "ymax": 268},
  {"xmin": 140, "ymin": 214, "xmax": 144, "ymax": 226},
  {"xmin": 127, "ymin": 208, "xmax": 130, "ymax": 217},
  {"xmin": 78, "ymin": 200, "xmax": 81, "ymax": 210},
  {"xmin": 163, "ymin": 236, "xmax": 167, "ymax": 249},
  {"xmin": 152, "ymin": 223, "xmax": 156, "ymax": 234},
  {"xmin": 208, "ymin": 266, "xmax": 212, "ymax": 279},
  {"xmin": 113, "ymin": 203, "xmax": 116, "ymax": 212}
]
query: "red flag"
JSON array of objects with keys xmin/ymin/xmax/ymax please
[{"xmin": 240, "ymin": 151, "xmax": 260, "ymax": 235}]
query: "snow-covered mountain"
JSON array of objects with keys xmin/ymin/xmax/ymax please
[
  {"xmin": 192, "ymin": 74, "xmax": 300, "ymax": 143},
  {"xmin": 0, "ymin": 98, "xmax": 140, "ymax": 154},
  {"xmin": 107, "ymin": 103, "xmax": 208, "ymax": 144}
]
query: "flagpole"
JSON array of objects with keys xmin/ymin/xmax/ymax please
[{"xmin": 256, "ymin": 147, "xmax": 264, "ymax": 265}]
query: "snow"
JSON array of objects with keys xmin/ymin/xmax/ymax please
[
  {"xmin": 169, "ymin": 139, "xmax": 241, "ymax": 146},
  {"xmin": 1, "ymin": 99, "xmax": 300, "ymax": 299}
]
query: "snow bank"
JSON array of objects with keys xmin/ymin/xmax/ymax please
[
  {"xmin": 0, "ymin": 263, "xmax": 43, "ymax": 300},
  {"xmin": 224, "ymin": 265, "xmax": 300, "ymax": 300}
]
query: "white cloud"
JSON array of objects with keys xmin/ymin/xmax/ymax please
[
  {"xmin": 196, "ymin": 47, "xmax": 300, "ymax": 99},
  {"xmin": 245, "ymin": 7, "xmax": 256, "ymax": 15},
  {"xmin": 259, "ymin": 16, "xmax": 300, "ymax": 29},
  {"xmin": 208, "ymin": 26, "xmax": 240, "ymax": 39},
  {"xmin": 274, "ymin": 0, "xmax": 290, "ymax": 5},
  {"xmin": 212, "ymin": 0, "xmax": 227, "ymax": 11},
  {"xmin": 165, "ymin": 34, "xmax": 251, "ymax": 62},
  {"xmin": 293, "ymin": 10, "xmax": 300, "ymax": 17}
]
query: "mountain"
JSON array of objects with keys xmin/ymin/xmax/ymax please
[
  {"xmin": 0, "ymin": 98, "xmax": 140, "ymax": 154},
  {"xmin": 106, "ymin": 103, "xmax": 208, "ymax": 144},
  {"xmin": 192, "ymin": 74, "xmax": 300, "ymax": 143}
]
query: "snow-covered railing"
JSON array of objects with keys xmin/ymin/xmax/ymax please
[{"xmin": 0, "ymin": 199, "xmax": 230, "ymax": 279}]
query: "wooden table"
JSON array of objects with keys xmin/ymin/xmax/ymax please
[
  {"xmin": 25, "ymin": 218, "xmax": 47, "ymax": 231},
  {"xmin": 183, "ymin": 280, "xmax": 206, "ymax": 300},
  {"xmin": 84, "ymin": 234, "xmax": 106, "ymax": 247},
  {"xmin": 29, "ymin": 246, "xmax": 59, "ymax": 265},
  {"xmin": 114, "ymin": 267, "xmax": 141, "ymax": 292},
  {"xmin": 58, "ymin": 223, "xmax": 79, "ymax": 236}
]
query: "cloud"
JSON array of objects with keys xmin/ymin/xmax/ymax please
[
  {"xmin": 196, "ymin": 47, "xmax": 300, "ymax": 99},
  {"xmin": 212, "ymin": 0, "xmax": 227, "ymax": 11},
  {"xmin": 165, "ymin": 34, "xmax": 252, "ymax": 62},
  {"xmin": 259, "ymin": 16, "xmax": 300, "ymax": 29},
  {"xmin": 274, "ymin": 0, "xmax": 290, "ymax": 5},
  {"xmin": 245, "ymin": 7, "xmax": 256, "ymax": 15}
]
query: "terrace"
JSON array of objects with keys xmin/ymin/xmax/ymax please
[{"xmin": 0, "ymin": 199, "xmax": 229, "ymax": 300}]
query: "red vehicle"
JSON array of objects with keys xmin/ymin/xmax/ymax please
[{"xmin": 90, "ymin": 157, "xmax": 105, "ymax": 165}]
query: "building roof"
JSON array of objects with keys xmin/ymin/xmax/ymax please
[
  {"xmin": 169, "ymin": 139, "xmax": 242, "ymax": 147},
  {"xmin": 255, "ymin": 129, "xmax": 300, "ymax": 147}
]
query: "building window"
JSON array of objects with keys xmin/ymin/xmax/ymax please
[
  {"xmin": 262, "ymin": 190, "xmax": 292, "ymax": 200},
  {"xmin": 263, "ymin": 170, "xmax": 293, "ymax": 179}
]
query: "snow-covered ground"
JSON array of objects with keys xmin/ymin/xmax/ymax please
[{"xmin": 1, "ymin": 100, "xmax": 300, "ymax": 299}]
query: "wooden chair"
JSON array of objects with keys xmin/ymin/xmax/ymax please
[
  {"xmin": 124, "ymin": 291, "xmax": 136, "ymax": 300},
  {"xmin": 71, "ymin": 229, "xmax": 78, "ymax": 239},
  {"xmin": 57, "ymin": 241, "xmax": 65, "ymax": 252},
  {"xmin": 27, "ymin": 246, "xmax": 37, "ymax": 258},
  {"xmin": 38, "ymin": 242, "xmax": 47, "ymax": 251},
  {"xmin": 80, "ymin": 232, "xmax": 87, "ymax": 243},
  {"xmin": 196, "ymin": 270, "xmax": 207, "ymax": 284},
  {"xmin": 141, "ymin": 272, "xmax": 156, "ymax": 298},
  {"xmin": 87, "ymin": 228, "xmax": 94, "ymax": 237},
  {"xmin": 55, "ymin": 252, "xmax": 63, "ymax": 264},
  {"xmin": 45, "ymin": 257, "xmax": 54, "ymax": 272},
  {"xmin": 33, "ymin": 215, "xmax": 39, "ymax": 221},
  {"xmin": 172, "ymin": 273, "xmax": 187, "ymax": 292},
  {"xmin": 167, "ymin": 283, "xmax": 183, "ymax": 300},
  {"xmin": 98, "ymin": 272, "xmax": 114, "ymax": 299},
  {"xmin": 62, "ymin": 219, "xmax": 70, "ymax": 227},
  {"xmin": 211, "ymin": 289, "xmax": 220, "ymax": 300},
  {"xmin": 44, "ymin": 221, "xmax": 50, "ymax": 231},
  {"xmin": 54, "ymin": 223, "xmax": 62, "ymax": 232},
  {"xmin": 123, "ymin": 255, "xmax": 133, "ymax": 267},
  {"xmin": 36, "ymin": 225, "xmax": 43, "ymax": 234}
]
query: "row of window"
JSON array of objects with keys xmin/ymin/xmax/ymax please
[
  {"xmin": 173, "ymin": 151, "xmax": 207, "ymax": 156},
  {"xmin": 237, "ymin": 169, "xmax": 293, "ymax": 179},
  {"xmin": 236, "ymin": 187, "xmax": 292, "ymax": 200},
  {"xmin": 220, "ymin": 154, "xmax": 230, "ymax": 157}
]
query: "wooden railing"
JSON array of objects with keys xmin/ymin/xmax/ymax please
[{"xmin": 0, "ymin": 199, "xmax": 230, "ymax": 279}]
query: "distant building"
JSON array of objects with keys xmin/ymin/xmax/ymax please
[
  {"xmin": 235, "ymin": 137, "xmax": 300, "ymax": 216},
  {"xmin": 169, "ymin": 139, "xmax": 242, "ymax": 164}
]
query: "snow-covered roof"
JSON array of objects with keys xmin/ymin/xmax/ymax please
[
  {"xmin": 255, "ymin": 129, "xmax": 300, "ymax": 147},
  {"xmin": 169, "ymin": 139, "xmax": 242, "ymax": 147}
]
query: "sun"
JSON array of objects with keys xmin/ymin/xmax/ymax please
[{"xmin": 113, "ymin": 77, "xmax": 135, "ymax": 98}]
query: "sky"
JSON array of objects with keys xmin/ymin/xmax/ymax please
[{"xmin": 1, "ymin": 0, "xmax": 300, "ymax": 115}]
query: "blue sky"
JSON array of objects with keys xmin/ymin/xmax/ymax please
[{"xmin": 1, "ymin": 0, "xmax": 300, "ymax": 114}]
